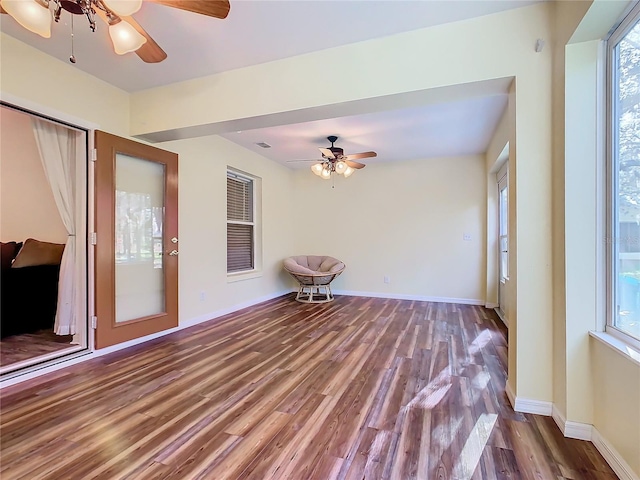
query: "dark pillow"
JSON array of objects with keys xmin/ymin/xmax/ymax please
[
  {"xmin": 1, "ymin": 241, "xmax": 18, "ymax": 270},
  {"xmin": 12, "ymin": 238, "xmax": 65, "ymax": 268}
]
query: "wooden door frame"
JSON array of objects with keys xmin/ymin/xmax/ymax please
[{"xmin": 94, "ymin": 131, "xmax": 178, "ymax": 349}]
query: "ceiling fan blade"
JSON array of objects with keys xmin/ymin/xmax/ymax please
[
  {"xmin": 149, "ymin": 0, "xmax": 230, "ymax": 19},
  {"xmin": 123, "ymin": 15, "xmax": 168, "ymax": 63},
  {"xmin": 93, "ymin": 9, "xmax": 167, "ymax": 63},
  {"xmin": 344, "ymin": 151, "xmax": 377, "ymax": 161},
  {"xmin": 345, "ymin": 160, "xmax": 366, "ymax": 170},
  {"xmin": 0, "ymin": 5, "xmax": 6, "ymax": 14},
  {"xmin": 319, "ymin": 148, "xmax": 335, "ymax": 159}
]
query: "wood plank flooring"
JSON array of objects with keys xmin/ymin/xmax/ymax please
[
  {"xmin": 0, "ymin": 329, "xmax": 73, "ymax": 367},
  {"xmin": 0, "ymin": 295, "xmax": 617, "ymax": 479}
]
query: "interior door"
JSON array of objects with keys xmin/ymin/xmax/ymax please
[{"xmin": 95, "ymin": 131, "xmax": 178, "ymax": 349}]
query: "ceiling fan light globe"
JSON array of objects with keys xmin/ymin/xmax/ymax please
[
  {"xmin": 108, "ymin": 19, "xmax": 147, "ymax": 55},
  {"xmin": 343, "ymin": 166, "xmax": 355, "ymax": 178},
  {"xmin": 1, "ymin": 0, "xmax": 51, "ymax": 38},
  {"xmin": 321, "ymin": 168, "xmax": 331, "ymax": 179},
  {"xmin": 102, "ymin": 0, "xmax": 142, "ymax": 16},
  {"xmin": 335, "ymin": 161, "xmax": 347, "ymax": 174},
  {"xmin": 311, "ymin": 163, "xmax": 323, "ymax": 176}
]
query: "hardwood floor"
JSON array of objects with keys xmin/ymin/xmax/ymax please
[
  {"xmin": 0, "ymin": 295, "xmax": 617, "ymax": 479},
  {"xmin": 0, "ymin": 329, "xmax": 73, "ymax": 367}
]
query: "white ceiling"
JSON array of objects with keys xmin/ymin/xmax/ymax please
[
  {"xmin": 1, "ymin": 0, "xmax": 540, "ymax": 92},
  {"xmin": 221, "ymin": 94, "xmax": 508, "ymax": 168},
  {"xmin": 1, "ymin": 1, "xmax": 521, "ymax": 164}
]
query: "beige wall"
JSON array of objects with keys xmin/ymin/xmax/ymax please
[
  {"xmin": 0, "ymin": 34, "xmax": 295, "ymax": 329},
  {"xmin": 131, "ymin": 2, "xmax": 556, "ymax": 405},
  {"xmin": 158, "ymin": 135, "xmax": 295, "ymax": 324},
  {"xmin": 0, "ymin": 33, "xmax": 130, "ymax": 136},
  {"xmin": 0, "ymin": 107, "xmax": 67, "ymax": 244},
  {"xmin": 292, "ymin": 155, "xmax": 487, "ymax": 302},
  {"xmin": 592, "ymin": 339, "xmax": 640, "ymax": 475},
  {"xmin": 552, "ymin": 1, "xmax": 640, "ymax": 476},
  {"xmin": 4, "ymin": 4, "xmax": 638, "ymax": 476}
]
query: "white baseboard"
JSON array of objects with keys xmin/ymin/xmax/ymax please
[
  {"xmin": 552, "ymin": 404, "xmax": 567, "ymax": 434},
  {"xmin": 552, "ymin": 408, "xmax": 638, "ymax": 479},
  {"xmin": 485, "ymin": 302, "xmax": 499, "ymax": 309},
  {"xmin": 494, "ymin": 307, "xmax": 508, "ymax": 327},
  {"xmin": 0, "ymin": 289, "xmax": 292, "ymax": 389},
  {"xmin": 333, "ymin": 290, "xmax": 485, "ymax": 306},
  {"xmin": 513, "ymin": 396, "xmax": 553, "ymax": 416},
  {"xmin": 565, "ymin": 421, "xmax": 594, "ymax": 441},
  {"xmin": 506, "ymin": 384, "xmax": 552, "ymax": 416},
  {"xmin": 551, "ymin": 405, "xmax": 593, "ymax": 441},
  {"xmin": 592, "ymin": 427, "xmax": 640, "ymax": 480}
]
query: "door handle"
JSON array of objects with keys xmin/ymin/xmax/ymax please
[{"xmin": 169, "ymin": 250, "xmax": 179, "ymax": 256}]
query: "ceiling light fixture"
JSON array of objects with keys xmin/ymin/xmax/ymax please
[
  {"xmin": 308, "ymin": 136, "xmax": 376, "ymax": 181},
  {"xmin": 0, "ymin": 0, "xmax": 145, "ymax": 56}
]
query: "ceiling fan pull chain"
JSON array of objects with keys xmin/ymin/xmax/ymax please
[{"xmin": 69, "ymin": 14, "xmax": 77, "ymax": 63}]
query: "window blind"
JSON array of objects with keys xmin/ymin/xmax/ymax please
[
  {"xmin": 227, "ymin": 173, "xmax": 254, "ymax": 272},
  {"xmin": 227, "ymin": 174, "xmax": 253, "ymax": 222}
]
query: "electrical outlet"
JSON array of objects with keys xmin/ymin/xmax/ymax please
[
  {"xmin": 463, "ymin": 233, "xmax": 472, "ymax": 241},
  {"xmin": 384, "ymin": 275, "xmax": 391, "ymax": 284},
  {"xmin": 199, "ymin": 291, "xmax": 206, "ymax": 302}
]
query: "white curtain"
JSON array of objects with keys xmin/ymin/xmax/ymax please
[{"xmin": 31, "ymin": 118, "xmax": 83, "ymax": 336}]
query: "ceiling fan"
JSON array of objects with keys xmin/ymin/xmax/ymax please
[
  {"xmin": 0, "ymin": 0, "xmax": 230, "ymax": 63},
  {"xmin": 289, "ymin": 135, "xmax": 377, "ymax": 180}
]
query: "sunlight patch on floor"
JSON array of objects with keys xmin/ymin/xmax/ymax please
[{"xmin": 452, "ymin": 413, "xmax": 498, "ymax": 480}]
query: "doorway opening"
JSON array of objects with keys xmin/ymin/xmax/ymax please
[{"xmin": 0, "ymin": 103, "xmax": 89, "ymax": 376}]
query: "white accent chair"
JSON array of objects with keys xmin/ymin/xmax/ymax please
[{"xmin": 284, "ymin": 255, "xmax": 345, "ymax": 303}]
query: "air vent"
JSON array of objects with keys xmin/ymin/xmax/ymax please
[{"xmin": 255, "ymin": 142, "xmax": 271, "ymax": 149}]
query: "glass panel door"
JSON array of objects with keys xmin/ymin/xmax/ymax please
[
  {"xmin": 115, "ymin": 153, "xmax": 166, "ymax": 323},
  {"xmin": 95, "ymin": 131, "xmax": 178, "ymax": 349}
]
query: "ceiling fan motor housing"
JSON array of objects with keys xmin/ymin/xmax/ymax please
[
  {"xmin": 60, "ymin": 0, "xmax": 85, "ymax": 15},
  {"xmin": 328, "ymin": 147, "xmax": 344, "ymax": 158}
]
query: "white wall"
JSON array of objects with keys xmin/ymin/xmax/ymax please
[
  {"xmin": 292, "ymin": 155, "xmax": 486, "ymax": 303},
  {"xmin": 0, "ymin": 106, "xmax": 68, "ymax": 244}
]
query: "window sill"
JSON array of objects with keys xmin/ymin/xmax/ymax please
[
  {"xmin": 227, "ymin": 270, "xmax": 263, "ymax": 283},
  {"xmin": 589, "ymin": 331, "xmax": 640, "ymax": 367}
]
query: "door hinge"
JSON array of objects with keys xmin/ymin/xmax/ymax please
[
  {"xmin": 90, "ymin": 148, "xmax": 97, "ymax": 162},
  {"xmin": 90, "ymin": 232, "xmax": 97, "ymax": 245},
  {"xmin": 91, "ymin": 316, "xmax": 97, "ymax": 329}
]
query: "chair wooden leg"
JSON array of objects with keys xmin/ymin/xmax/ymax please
[{"xmin": 293, "ymin": 282, "xmax": 335, "ymax": 304}]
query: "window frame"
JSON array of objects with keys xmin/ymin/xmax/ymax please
[
  {"xmin": 606, "ymin": 2, "xmax": 640, "ymax": 352},
  {"xmin": 226, "ymin": 168, "xmax": 257, "ymax": 276}
]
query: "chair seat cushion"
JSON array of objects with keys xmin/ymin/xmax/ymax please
[{"xmin": 284, "ymin": 255, "xmax": 344, "ymax": 275}]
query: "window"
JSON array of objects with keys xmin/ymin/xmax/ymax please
[
  {"xmin": 227, "ymin": 170, "xmax": 255, "ymax": 273},
  {"xmin": 608, "ymin": 4, "xmax": 640, "ymax": 346},
  {"xmin": 498, "ymin": 166, "xmax": 509, "ymax": 282}
]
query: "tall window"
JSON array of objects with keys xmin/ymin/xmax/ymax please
[
  {"xmin": 227, "ymin": 170, "xmax": 255, "ymax": 273},
  {"xmin": 498, "ymin": 169, "xmax": 509, "ymax": 282},
  {"xmin": 609, "ymin": 4, "xmax": 640, "ymax": 346}
]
